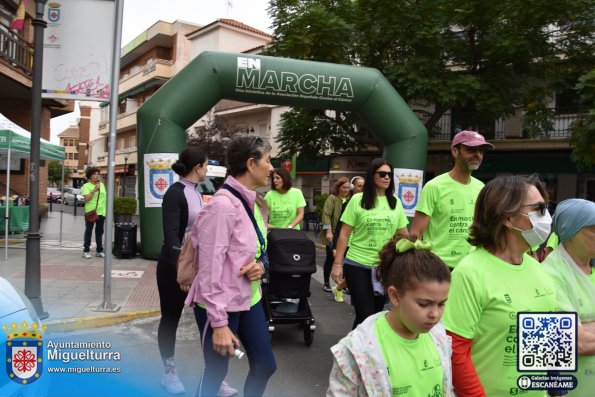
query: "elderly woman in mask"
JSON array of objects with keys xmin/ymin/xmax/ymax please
[{"xmin": 542, "ymin": 199, "xmax": 595, "ymax": 396}]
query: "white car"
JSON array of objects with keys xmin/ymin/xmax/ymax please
[{"xmin": 62, "ymin": 188, "xmax": 85, "ymax": 206}]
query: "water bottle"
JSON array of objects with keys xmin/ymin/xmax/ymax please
[{"xmin": 234, "ymin": 348, "xmax": 245, "ymax": 360}]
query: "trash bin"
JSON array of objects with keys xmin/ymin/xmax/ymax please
[{"xmin": 114, "ymin": 223, "xmax": 137, "ymax": 259}]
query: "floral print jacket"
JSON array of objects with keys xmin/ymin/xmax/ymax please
[{"xmin": 327, "ymin": 311, "xmax": 454, "ymax": 397}]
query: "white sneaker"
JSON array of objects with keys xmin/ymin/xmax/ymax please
[
  {"xmin": 96, "ymin": 251, "xmax": 105, "ymax": 258},
  {"xmin": 218, "ymin": 380, "xmax": 238, "ymax": 397},
  {"xmin": 83, "ymin": 252, "xmax": 91, "ymax": 259},
  {"xmin": 161, "ymin": 371, "xmax": 185, "ymax": 395}
]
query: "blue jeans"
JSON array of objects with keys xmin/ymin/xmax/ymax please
[
  {"xmin": 194, "ymin": 302, "xmax": 276, "ymax": 397},
  {"xmin": 83, "ymin": 215, "xmax": 104, "ymax": 253}
]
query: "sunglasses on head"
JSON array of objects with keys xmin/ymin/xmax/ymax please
[
  {"xmin": 521, "ymin": 202, "xmax": 548, "ymax": 216},
  {"xmin": 375, "ymin": 171, "xmax": 392, "ymax": 178},
  {"xmin": 248, "ymin": 136, "xmax": 263, "ymax": 152}
]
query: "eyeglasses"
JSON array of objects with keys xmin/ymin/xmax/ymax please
[
  {"xmin": 375, "ymin": 171, "xmax": 392, "ymax": 178},
  {"xmin": 520, "ymin": 202, "xmax": 548, "ymax": 216}
]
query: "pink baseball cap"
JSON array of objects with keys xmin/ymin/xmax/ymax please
[{"xmin": 451, "ymin": 130, "xmax": 495, "ymax": 149}]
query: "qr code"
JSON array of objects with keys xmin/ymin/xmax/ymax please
[{"xmin": 518, "ymin": 312, "xmax": 577, "ymax": 371}]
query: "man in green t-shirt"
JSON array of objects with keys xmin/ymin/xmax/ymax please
[{"xmin": 411, "ymin": 130, "xmax": 495, "ymax": 269}]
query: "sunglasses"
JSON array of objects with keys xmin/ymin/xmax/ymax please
[
  {"xmin": 520, "ymin": 202, "xmax": 548, "ymax": 216},
  {"xmin": 375, "ymin": 171, "xmax": 392, "ymax": 178},
  {"xmin": 248, "ymin": 136, "xmax": 263, "ymax": 152}
]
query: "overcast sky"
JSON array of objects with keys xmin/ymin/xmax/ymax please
[{"xmin": 50, "ymin": 0, "xmax": 273, "ymax": 143}]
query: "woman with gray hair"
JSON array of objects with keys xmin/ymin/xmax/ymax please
[
  {"xmin": 185, "ymin": 135, "xmax": 276, "ymax": 397},
  {"xmin": 542, "ymin": 199, "xmax": 595, "ymax": 396}
]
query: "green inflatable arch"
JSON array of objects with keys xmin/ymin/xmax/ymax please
[{"xmin": 137, "ymin": 51, "xmax": 427, "ymax": 258}]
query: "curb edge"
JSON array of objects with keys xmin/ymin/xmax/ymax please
[{"xmin": 45, "ymin": 308, "xmax": 161, "ymax": 332}]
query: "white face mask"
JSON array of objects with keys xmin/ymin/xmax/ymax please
[{"xmin": 512, "ymin": 210, "xmax": 552, "ymax": 247}]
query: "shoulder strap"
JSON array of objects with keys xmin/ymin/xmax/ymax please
[
  {"xmin": 94, "ymin": 184, "xmax": 100, "ymax": 210},
  {"xmin": 221, "ymin": 184, "xmax": 266, "ymax": 251}
]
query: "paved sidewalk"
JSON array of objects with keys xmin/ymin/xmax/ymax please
[
  {"xmin": 0, "ymin": 210, "xmax": 326, "ymax": 332},
  {"xmin": 0, "ymin": 210, "xmax": 159, "ymax": 332}
]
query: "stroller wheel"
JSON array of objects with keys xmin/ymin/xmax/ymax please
[{"xmin": 303, "ymin": 321, "xmax": 314, "ymax": 346}]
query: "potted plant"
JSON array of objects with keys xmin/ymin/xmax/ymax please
[{"xmin": 113, "ymin": 197, "xmax": 137, "ymax": 224}]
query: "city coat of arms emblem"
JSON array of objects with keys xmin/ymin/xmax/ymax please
[
  {"xmin": 4, "ymin": 321, "xmax": 45, "ymax": 385},
  {"xmin": 397, "ymin": 174, "xmax": 421, "ymax": 210},
  {"xmin": 148, "ymin": 158, "xmax": 174, "ymax": 200}
]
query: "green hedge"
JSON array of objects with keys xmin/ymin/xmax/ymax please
[
  {"xmin": 114, "ymin": 197, "xmax": 137, "ymax": 215},
  {"xmin": 313, "ymin": 193, "xmax": 329, "ymax": 220}
]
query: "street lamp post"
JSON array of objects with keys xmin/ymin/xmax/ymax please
[
  {"xmin": 25, "ymin": 0, "xmax": 49, "ymax": 319},
  {"xmin": 122, "ymin": 155, "xmax": 128, "ymax": 197}
]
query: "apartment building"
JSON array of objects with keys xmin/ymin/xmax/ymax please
[
  {"xmin": 91, "ymin": 20, "xmax": 200, "ymax": 196},
  {"xmin": 56, "ymin": 124, "xmax": 84, "ymax": 187},
  {"xmin": 0, "ymin": 0, "xmax": 72, "ymax": 204},
  {"xmin": 93, "ymin": 19, "xmax": 273, "ymax": 197}
]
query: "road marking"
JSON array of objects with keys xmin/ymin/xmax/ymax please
[{"xmin": 104, "ymin": 270, "xmax": 145, "ymax": 279}]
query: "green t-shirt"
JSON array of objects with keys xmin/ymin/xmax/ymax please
[
  {"xmin": 81, "ymin": 181, "xmax": 106, "ymax": 216},
  {"xmin": 442, "ymin": 248, "xmax": 556, "ymax": 397},
  {"xmin": 265, "ymin": 188, "xmax": 306, "ymax": 229},
  {"xmin": 546, "ymin": 233, "xmax": 559, "ymax": 250},
  {"xmin": 543, "ymin": 248, "xmax": 595, "ymax": 397},
  {"xmin": 415, "ymin": 173, "xmax": 484, "ymax": 269},
  {"xmin": 250, "ymin": 202, "xmax": 267, "ymax": 306},
  {"xmin": 375, "ymin": 315, "xmax": 444, "ymax": 397},
  {"xmin": 340, "ymin": 193, "xmax": 409, "ymax": 267}
]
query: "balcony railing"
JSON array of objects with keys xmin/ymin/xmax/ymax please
[
  {"xmin": 418, "ymin": 109, "xmax": 584, "ymax": 141},
  {"xmin": 0, "ymin": 22, "xmax": 33, "ymax": 74}
]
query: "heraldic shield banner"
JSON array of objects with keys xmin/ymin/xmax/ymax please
[
  {"xmin": 4, "ymin": 321, "xmax": 45, "ymax": 385},
  {"xmin": 394, "ymin": 168, "xmax": 424, "ymax": 217},
  {"xmin": 144, "ymin": 153, "xmax": 179, "ymax": 208}
]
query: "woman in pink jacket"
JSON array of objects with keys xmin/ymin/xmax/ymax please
[{"xmin": 185, "ymin": 134, "xmax": 276, "ymax": 397}]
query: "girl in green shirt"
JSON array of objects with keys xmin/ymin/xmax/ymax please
[
  {"xmin": 265, "ymin": 168, "xmax": 306, "ymax": 229},
  {"xmin": 328, "ymin": 235, "xmax": 454, "ymax": 396}
]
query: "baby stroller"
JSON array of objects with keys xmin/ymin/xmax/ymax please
[{"xmin": 262, "ymin": 228, "xmax": 317, "ymax": 346}]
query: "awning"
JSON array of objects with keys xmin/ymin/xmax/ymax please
[{"xmin": 0, "ymin": 113, "xmax": 65, "ymax": 160}]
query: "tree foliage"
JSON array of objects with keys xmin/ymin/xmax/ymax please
[
  {"xmin": 266, "ymin": 0, "xmax": 594, "ymax": 161},
  {"xmin": 186, "ymin": 110, "xmax": 242, "ymax": 163},
  {"xmin": 570, "ymin": 69, "xmax": 595, "ymax": 170},
  {"xmin": 47, "ymin": 160, "xmax": 71, "ymax": 187}
]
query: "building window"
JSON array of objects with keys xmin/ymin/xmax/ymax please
[{"xmin": 555, "ymin": 89, "xmax": 581, "ymax": 114}]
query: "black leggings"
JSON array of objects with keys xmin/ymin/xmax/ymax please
[
  {"xmin": 323, "ymin": 244, "xmax": 333, "ymax": 284},
  {"xmin": 343, "ymin": 264, "xmax": 386, "ymax": 329},
  {"xmin": 156, "ymin": 257, "xmax": 187, "ymax": 359}
]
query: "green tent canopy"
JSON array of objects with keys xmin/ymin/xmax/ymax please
[
  {"xmin": 0, "ymin": 113, "xmax": 65, "ymax": 160},
  {"xmin": 1, "ymin": 112, "xmax": 65, "ymax": 260}
]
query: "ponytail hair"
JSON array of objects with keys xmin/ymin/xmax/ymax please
[
  {"xmin": 171, "ymin": 146, "xmax": 207, "ymax": 177},
  {"xmin": 376, "ymin": 234, "xmax": 450, "ymax": 295}
]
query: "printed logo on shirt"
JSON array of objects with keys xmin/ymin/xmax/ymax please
[
  {"xmin": 533, "ymin": 287, "xmax": 554, "ymax": 298},
  {"xmin": 504, "ymin": 294, "xmax": 512, "ymax": 304},
  {"xmin": 428, "ymin": 384, "xmax": 443, "ymax": 397},
  {"xmin": 421, "ymin": 359, "xmax": 436, "ymax": 372}
]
